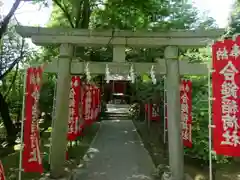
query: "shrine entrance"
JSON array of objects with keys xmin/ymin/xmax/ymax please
[
  {"xmin": 105, "ymin": 74, "xmax": 131, "ymax": 104},
  {"xmin": 16, "ymin": 26, "xmax": 224, "ymax": 180}
]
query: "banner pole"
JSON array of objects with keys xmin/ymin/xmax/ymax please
[
  {"xmin": 18, "ymin": 70, "xmax": 27, "ymax": 180},
  {"xmin": 92, "ymin": 87, "xmax": 95, "ymax": 122},
  {"xmin": 208, "ymin": 63, "xmax": 213, "ymax": 180},
  {"xmin": 163, "ymin": 76, "xmax": 167, "ymax": 144},
  {"xmin": 144, "ymin": 104, "xmax": 147, "ymax": 122}
]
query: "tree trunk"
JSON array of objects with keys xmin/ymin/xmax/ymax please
[
  {"xmin": 81, "ymin": 0, "xmax": 90, "ymax": 29},
  {"xmin": 0, "ymin": 92, "xmax": 16, "ymax": 145},
  {"xmin": 0, "ymin": 0, "xmax": 22, "ymax": 146}
]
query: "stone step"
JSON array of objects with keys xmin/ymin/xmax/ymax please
[
  {"xmin": 105, "ymin": 113, "xmax": 129, "ymax": 117},
  {"xmin": 102, "ymin": 116, "xmax": 130, "ymax": 120},
  {"xmin": 101, "ymin": 112, "xmax": 130, "ymax": 121}
]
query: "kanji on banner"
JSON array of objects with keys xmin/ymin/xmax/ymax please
[
  {"xmin": 74, "ymin": 77, "xmax": 82, "ymax": 136},
  {"xmin": 68, "ymin": 76, "xmax": 81, "ymax": 141},
  {"xmin": 22, "ymin": 66, "xmax": 43, "ymax": 173},
  {"xmin": 91, "ymin": 86, "xmax": 96, "ymax": 122},
  {"xmin": 96, "ymin": 88, "xmax": 101, "ymax": 119},
  {"xmin": 151, "ymin": 104, "xmax": 160, "ymax": 121},
  {"xmin": 78, "ymin": 84, "xmax": 85, "ymax": 136},
  {"xmin": 90, "ymin": 85, "xmax": 94, "ymax": 123},
  {"xmin": 83, "ymin": 84, "xmax": 93, "ymax": 125},
  {"xmin": 92, "ymin": 87, "xmax": 98, "ymax": 121},
  {"xmin": 0, "ymin": 161, "xmax": 5, "ymax": 180},
  {"xmin": 180, "ymin": 80, "xmax": 192, "ymax": 148},
  {"xmin": 91, "ymin": 86, "xmax": 101, "ymax": 122},
  {"xmin": 145, "ymin": 104, "xmax": 160, "ymax": 121},
  {"xmin": 212, "ymin": 37, "xmax": 240, "ymax": 156}
]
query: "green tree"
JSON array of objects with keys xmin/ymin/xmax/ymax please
[
  {"xmin": 40, "ymin": 0, "xmax": 221, "ymax": 164},
  {"xmin": 0, "ymin": 0, "xmax": 45, "ymax": 144},
  {"xmin": 228, "ymin": 0, "xmax": 240, "ymax": 35}
]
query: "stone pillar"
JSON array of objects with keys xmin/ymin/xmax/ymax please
[
  {"xmin": 50, "ymin": 44, "xmax": 72, "ymax": 178},
  {"xmin": 164, "ymin": 46, "xmax": 184, "ymax": 180},
  {"xmin": 112, "ymin": 45, "xmax": 125, "ymax": 103},
  {"xmin": 113, "ymin": 45, "xmax": 125, "ymax": 63}
]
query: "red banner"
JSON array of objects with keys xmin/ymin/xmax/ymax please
[
  {"xmin": 96, "ymin": 88, "xmax": 101, "ymax": 119},
  {"xmin": 22, "ymin": 66, "xmax": 43, "ymax": 173},
  {"xmin": 83, "ymin": 84, "xmax": 93, "ymax": 125},
  {"xmin": 68, "ymin": 76, "xmax": 81, "ymax": 141},
  {"xmin": 212, "ymin": 37, "xmax": 240, "ymax": 156},
  {"xmin": 0, "ymin": 161, "xmax": 6, "ymax": 180},
  {"xmin": 91, "ymin": 86, "xmax": 100, "ymax": 121},
  {"xmin": 75, "ymin": 77, "xmax": 82, "ymax": 137},
  {"xmin": 180, "ymin": 80, "xmax": 192, "ymax": 148},
  {"xmin": 92, "ymin": 87, "xmax": 97, "ymax": 121},
  {"xmin": 81, "ymin": 85, "xmax": 100, "ymax": 125},
  {"xmin": 78, "ymin": 84, "xmax": 85, "ymax": 136},
  {"xmin": 90, "ymin": 86, "xmax": 95, "ymax": 122},
  {"xmin": 145, "ymin": 104, "xmax": 160, "ymax": 121},
  {"xmin": 164, "ymin": 80, "xmax": 192, "ymax": 147}
]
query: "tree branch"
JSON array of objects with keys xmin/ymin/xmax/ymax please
[
  {"xmin": 0, "ymin": 39, "xmax": 25, "ymax": 80},
  {"xmin": 4, "ymin": 63, "xmax": 19, "ymax": 99},
  {"xmin": 0, "ymin": 0, "xmax": 21, "ymax": 39},
  {"xmin": 0, "ymin": 56, "xmax": 21, "ymax": 80},
  {"xmin": 52, "ymin": 0, "xmax": 75, "ymax": 28}
]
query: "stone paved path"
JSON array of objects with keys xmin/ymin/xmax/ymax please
[
  {"xmin": 106, "ymin": 104, "xmax": 130, "ymax": 113},
  {"xmin": 74, "ymin": 120, "xmax": 155, "ymax": 180}
]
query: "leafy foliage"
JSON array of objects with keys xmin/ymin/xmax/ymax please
[
  {"xmin": 228, "ymin": 1, "xmax": 240, "ymax": 36},
  {"xmin": 43, "ymin": 0, "xmax": 225, "ymax": 164},
  {"xmin": 0, "ymin": 0, "xmax": 233, "ymax": 168}
]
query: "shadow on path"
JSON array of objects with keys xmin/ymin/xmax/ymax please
[{"xmin": 74, "ymin": 120, "xmax": 155, "ymax": 180}]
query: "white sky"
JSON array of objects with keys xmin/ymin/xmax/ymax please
[
  {"xmin": 191, "ymin": 0, "xmax": 235, "ymax": 28},
  {"xmin": 2, "ymin": 0, "xmax": 235, "ymax": 27},
  {"xmin": 2, "ymin": 0, "xmax": 52, "ymax": 26}
]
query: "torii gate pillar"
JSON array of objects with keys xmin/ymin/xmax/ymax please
[
  {"xmin": 50, "ymin": 44, "xmax": 72, "ymax": 177},
  {"xmin": 164, "ymin": 46, "xmax": 184, "ymax": 180}
]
